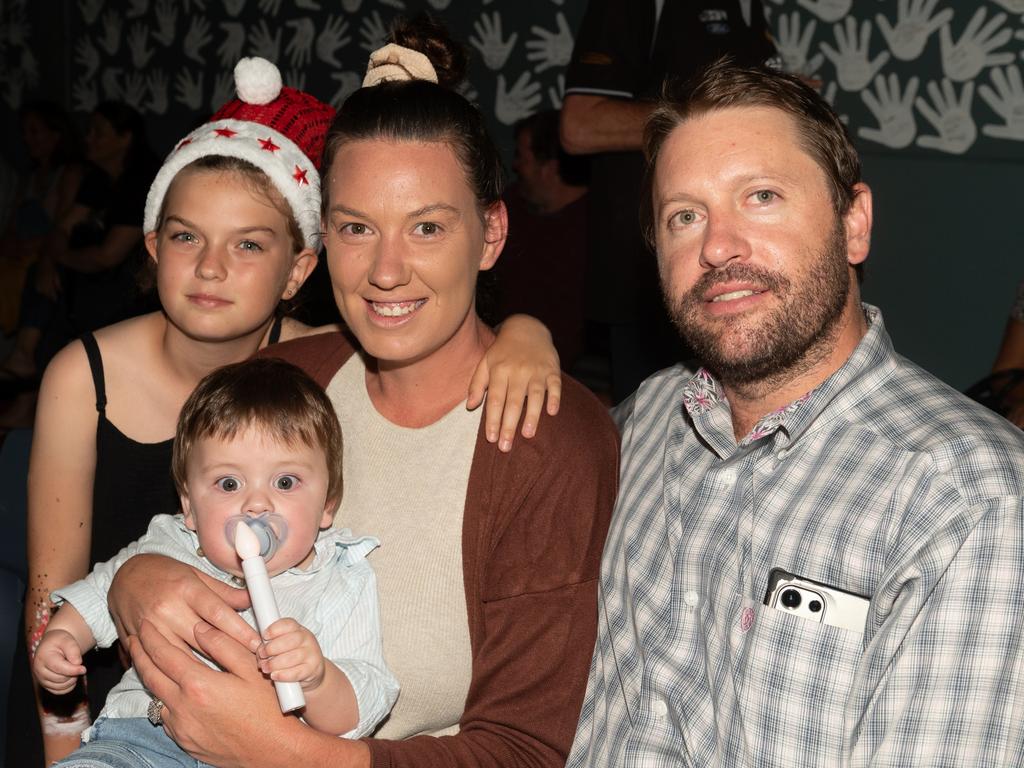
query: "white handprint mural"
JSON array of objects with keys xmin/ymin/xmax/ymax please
[{"xmin": 8, "ymin": 0, "xmax": 1014, "ymax": 162}]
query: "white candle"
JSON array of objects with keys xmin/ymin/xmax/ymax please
[{"xmin": 234, "ymin": 521, "xmax": 306, "ymax": 713}]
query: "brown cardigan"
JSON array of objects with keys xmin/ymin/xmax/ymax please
[{"xmin": 262, "ymin": 332, "xmax": 619, "ymax": 768}]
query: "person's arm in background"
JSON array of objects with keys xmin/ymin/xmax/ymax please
[
  {"xmin": 25, "ymin": 341, "xmax": 103, "ymax": 763},
  {"xmin": 560, "ymin": 94, "xmax": 652, "ymax": 155},
  {"xmin": 559, "ymin": 0, "xmax": 651, "ymax": 156}
]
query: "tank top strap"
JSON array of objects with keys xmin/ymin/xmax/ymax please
[
  {"xmin": 80, "ymin": 332, "xmax": 107, "ymax": 413},
  {"xmin": 268, "ymin": 315, "xmax": 283, "ymax": 345}
]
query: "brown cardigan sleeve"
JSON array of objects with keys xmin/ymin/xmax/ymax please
[{"xmin": 368, "ymin": 375, "xmax": 620, "ymax": 768}]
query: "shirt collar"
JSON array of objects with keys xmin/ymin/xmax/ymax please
[{"xmin": 681, "ymin": 303, "xmax": 897, "ymax": 457}]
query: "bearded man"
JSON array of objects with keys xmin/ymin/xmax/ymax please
[{"xmin": 568, "ymin": 59, "xmax": 1024, "ymax": 768}]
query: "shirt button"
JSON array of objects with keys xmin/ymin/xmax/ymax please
[
  {"xmin": 719, "ymin": 468, "xmax": 737, "ymax": 485},
  {"xmin": 683, "ymin": 590, "xmax": 699, "ymax": 608},
  {"xmin": 652, "ymin": 699, "xmax": 668, "ymax": 718}
]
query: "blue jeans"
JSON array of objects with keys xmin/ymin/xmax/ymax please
[{"xmin": 53, "ymin": 717, "xmax": 214, "ymax": 768}]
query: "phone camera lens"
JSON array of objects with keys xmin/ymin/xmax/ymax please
[
  {"xmin": 809, "ymin": 600, "xmax": 822, "ymax": 613},
  {"xmin": 780, "ymin": 589, "xmax": 801, "ymax": 608}
]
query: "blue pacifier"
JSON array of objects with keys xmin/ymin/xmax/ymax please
[{"xmin": 224, "ymin": 513, "xmax": 289, "ymax": 560}]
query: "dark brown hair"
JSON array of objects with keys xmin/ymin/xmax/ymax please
[
  {"xmin": 320, "ymin": 14, "xmax": 504, "ymax": 214},
  {"xmin": 641, "ymin": 57, "xmax": 861, "ymax": 246},
  {"xmin": 172, "ymin": 358, "xmax": 343, "ymax": 505}
]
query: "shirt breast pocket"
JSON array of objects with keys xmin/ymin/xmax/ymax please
[{"xmin": 739, "ymin": 605, "xmax": 864, "ymax": 766}]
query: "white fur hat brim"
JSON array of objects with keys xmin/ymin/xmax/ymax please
[{"xmin": 143, "ymin": 118, "xmax": 322, "ymax": 251}]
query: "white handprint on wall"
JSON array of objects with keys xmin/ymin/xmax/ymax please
[
  {"xmin": 285, "ymin": 18, "xmax": 315, "ymax": 68},
  {"xmin": 146, "ymin": 70, "xmax": 169, "ymax": 114},
  {"xmin": 75, "ymin": 38, "xmax": 100, "ymax": 80},
  {"xmin": 73, "ymin": 77, "xmax": 99, "ymax": 113},
  {"xmin": 218, "ymin": 22, "xmax": 246, "ymax": 67},
  {"xmin": 153, "ymin": 0, "xmax": 177, "ymax": 47},
  {"xmin": 939, "ymin": 8, "xmax": 1014, "ymax": 82},
  {"xmin": 128, "ymin": 24, "xmax": 155, "ymax": 69},
  {"xmin": 101, "ymin": 68, "xmax": 123, "ymax": 100},
  {"xmin": 223, "ymin": 0, "xmax": 247, "ymax": 16},
  {"xmin": 360, "ymin": 11, "xmax": 388, "ymax": 53},
  {"xmin": 127, "ymin": 0, "xmax": 148, "ymax": 18},
  {"xmin": 876, "ymin": 0, "xmax": 953, "ymax": 62},
  {"xmin": 915, "ymin": 78, "xmax": 977, "ymax": 154},
  {"xmin": 496, "ymin": 71, "xmax": 542, "ymax": 125},
  {"xmin": 858, "ymin": 73, "xmax": 919, "ymax": 149},
  {"xmin": 820, "ymin": 17, "xmax": 890, "ymax": 92},
  {"xmin": 123, "ymin": 72, "xmax": 147, "ymax": 108},
  {"xmin": 98, "ymin": 10, "xmax": 122, "ymax": 56},
  {"xmin": 979, "ymin": 64, "xmax": 1024, "ymax": 140},
  {"xmin": 470, "ymin": 12, "xmax": 517, "ymax": 71},
  {"xmin": 211, "ymin": 71, "xmax": 234, "ymax": 110},
  {"xmin": 250, "ymin": 20, "xmax": 282, "ymax": 62},
  {"xmin": 184, "ymin": 16, "xmax": 213, "ymax": 65},
  {"xmin": 316, "ymin": 16, "xmax": 350, "ymax": 67},
  {"xmin": 175, "ymin": 69, "xmax": 204, "ymax": 111},
  {"xmin": 80, "ymin": 0, "xmax": 104, "ymax": 26},
  {"xmin": 329, "ymin": 71, "xmax": 361, "ymax": 109},
  {"xmin": 526, "ymin": 12, "xmax": 573, "ymax": 73},
  {"xmin": 775, "ymin": 11, "xmax": 823, "ymax": 76}
]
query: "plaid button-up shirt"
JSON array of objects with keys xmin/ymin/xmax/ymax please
[{"xmin": 569, "ymin": 305, "xmax": 1024, "ymax": 767}]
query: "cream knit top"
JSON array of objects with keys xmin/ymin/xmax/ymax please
[{"xmin": 328, "ymin": 353, "xmax": 478, "ymax": 738}]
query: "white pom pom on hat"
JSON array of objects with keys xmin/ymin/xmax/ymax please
[{"xmin": 233, "ymin": 57, "xmax": 283, "ymax": 105}]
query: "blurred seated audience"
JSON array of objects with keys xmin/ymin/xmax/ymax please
[
  {"xmin": 494, "ymin": 110, "xmax": 589, "ymax": 372},
  {"xmin": 1, "ymin": 101, "xmax": 158, "ymax": 396},
  {"xmin": 0, "ymin": 103, "xmax": 83, "ymax": 368}
]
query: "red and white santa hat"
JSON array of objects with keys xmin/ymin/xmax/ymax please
[{"xmin": 143, "ymin": 57, "xmax": 335, "ymax": 250}]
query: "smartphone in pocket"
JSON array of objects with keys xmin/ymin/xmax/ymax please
[{"xmin": 763, "ymin": 568, "xmax": 870, "ymax": 632}]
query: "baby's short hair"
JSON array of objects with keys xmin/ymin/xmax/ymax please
[{"xmin": 172, "ymin": 358, "xmax": 343, "ymax": 504}]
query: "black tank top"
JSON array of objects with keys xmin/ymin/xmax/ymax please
[
  {"xmin": 81, "ymin": 314, "xmax": 283, "ymax": 562},
  {"xmin": 81, "ymin": 332, "xmax": 178, "ymax": 565}
]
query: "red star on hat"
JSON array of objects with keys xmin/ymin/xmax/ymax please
[
  {"xmin": 215, "ymin": 127, "xmax": 237, "ymax": 138},
  {"xmin": 258, "ymin": 137, "xmax": 280, "ymax": 152},
  {"xmin": 293, "ymin": 165, "xmax": 309, "ymax": 185}
]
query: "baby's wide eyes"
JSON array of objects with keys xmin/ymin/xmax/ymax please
[
  {"xmin": 217, "ymin": 476, "xmax": 240, "ymax": 492},
  {"xmin": 274, "ymin": 475, "xmax": 298, "ymax": 490}
]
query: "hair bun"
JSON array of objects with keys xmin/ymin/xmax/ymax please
[{"xmin": 389, "ymin": 14, "xmax": 467, "ymax": 89}]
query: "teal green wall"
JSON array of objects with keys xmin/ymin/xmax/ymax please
[{"xmin": 861, "ymin": 149, "xmax": 1022, "ymax": 389}]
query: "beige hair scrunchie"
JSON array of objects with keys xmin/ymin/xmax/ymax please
[{"xmin": 363, "ymin": 43, "xmax": 439, "ymax": 87}]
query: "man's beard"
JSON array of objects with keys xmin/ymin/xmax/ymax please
[{"xmin": 666, "ymin": 220, "xmax": 850, "ymax": 388}]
